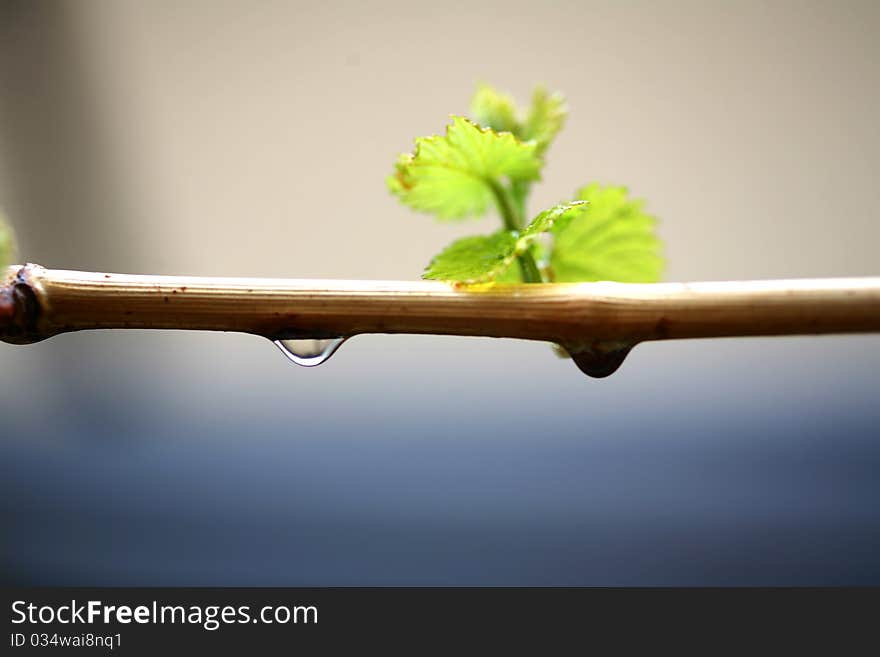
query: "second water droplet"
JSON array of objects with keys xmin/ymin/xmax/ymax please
[
  {"xmin": 274, "ymin": 337, "xmax": 347, "ymax": 367},
  {"xmin": 559, "ymin": 342, "xmax": 635, "ymax": 379},
  {"xmin": 569, "ymin": 346, "xmax": 631, "ymax": 378}
]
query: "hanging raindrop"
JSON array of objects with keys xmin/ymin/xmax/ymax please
[
  {"xmin": 274, "ymin": 337, "xmax": 347, "ymax": 367},
  {"xmin": 561, "ymin": 342, "xmax": 634, "ymax": 378}
]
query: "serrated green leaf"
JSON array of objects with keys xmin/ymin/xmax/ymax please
[
  {"xmin": 521, "ymin": 200, "xmax": 588, "ymax": 239},
  {"xmin": 492, "ymin": 260, "xmax": 525, "ymax": 283},
  {"xmin": 423, "ymin": 230, "xmax": 519, "ymax": 282},
  {"xmin": 551, "ymin": 183, "xmax": 663, "ymax": 283},
  {"xmin": 469, "ymin": 83, "xmax": 566, "ymax": 155},
  {"xmin": 423, "ymin": 201, "xmax": 588, "ymax": 283},
  {"xmin": 388, "ymin": 116, "xmax": 541, "ymax": 221},
  {"xmin": 470, "ymin": 83, "xmax": 521, "ymax": 134},
  {"xmin": 521, "ymin": 87, "xmax": 567, "ymax": 155}
]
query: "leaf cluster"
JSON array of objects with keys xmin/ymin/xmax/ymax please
[{"xmin": 388, "ymin": 84, "xmax": 663, "ymax": 285}]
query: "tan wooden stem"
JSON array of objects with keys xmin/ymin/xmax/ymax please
[{"xmin": 4, "ymin": 263, "xmax": 880, "ymax": 347}]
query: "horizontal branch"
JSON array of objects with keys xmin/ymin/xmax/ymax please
[{"xmin": 3, "ymin": 264, "xmax": 880, "ymax": 351}]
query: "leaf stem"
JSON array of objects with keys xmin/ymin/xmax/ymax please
[
  {"xmin": 488, "ymin": 180, "xmax": 520, "ymax": 231},
  {"xmin": 516, "ymin": 249, "xmax": 543, "ymax": 283},
  {"xmin": 488, "ymin": 180, "xmax": 543, "ymax": 283}
]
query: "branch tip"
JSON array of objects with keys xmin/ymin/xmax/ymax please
[{"xmin": 0, "ymin": 264, "xmax": 44, "ymax": 344}]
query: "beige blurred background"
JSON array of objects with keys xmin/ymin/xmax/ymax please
[{"xmin": 1, "ymin": 0, "xmax": 878, "ymax": 282}]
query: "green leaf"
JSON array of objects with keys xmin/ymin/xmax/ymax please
[
  {"xmin": 551, "ymin": 183, "xmax": 663, "ymax": 283},
  {"xmin": 423, "ymin": 230, "xmax": 519, "ymax": 282},
  {"xmin": 492, "ymin": 259, "xmax": 526, "ymax": 283},
  {"xmin": 388, "ymin": 116, "xmax": 542, "ymax": 221},
  {"xmin": 423, "ymin": 201, "xmax": 588, "ymax": 283},
  {"xmin": 521, "ymin": 87, "xmax": 567, "ymax": 155},
  {"xmin": 0, "ymin": 210, "xmax": 14, "ymax": 270},
  {"xmin": 521, "ymin": 200, "xmax": 588, "ymax": 239},
  {"xmin": 469, "ymin": 84, "xmax": 566, "ymax": 156},
  {"xmin": 470, "ymin": 83, "xmax": 521, "ymax": 134}
]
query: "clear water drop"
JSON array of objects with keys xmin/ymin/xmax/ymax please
[{"xmin": 274, "ymin": 337, "xmax": 347, "ymax": 367}]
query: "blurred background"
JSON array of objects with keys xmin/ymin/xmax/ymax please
[{"xmin": 1, "ymin": 0, "xmax": 879, "ymax": 584}]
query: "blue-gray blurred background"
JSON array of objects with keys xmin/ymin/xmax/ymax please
[{"xmin": 1, "ymin": 0, "xmax": 878, "ymax": 585}]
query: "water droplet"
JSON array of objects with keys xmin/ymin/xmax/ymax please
[
  {"xmin": 274, "ymin": 337, "xmax": 347, "ymax": 367},
  {"xmin": 564, "ymin": 343, "xmax": 633, "ymax": 378}
]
